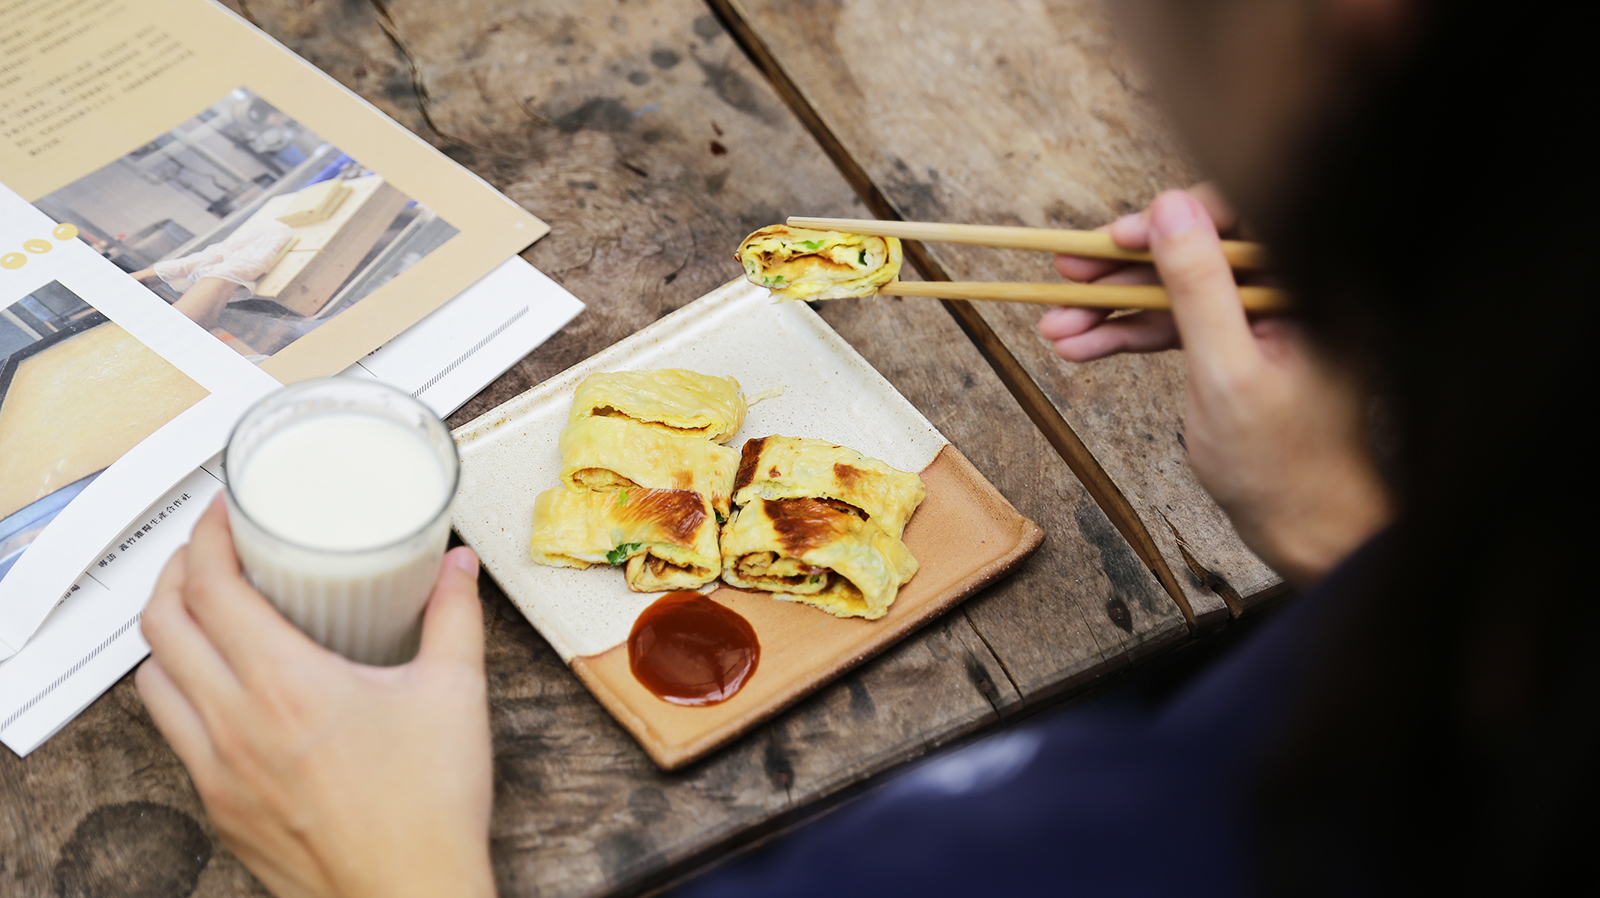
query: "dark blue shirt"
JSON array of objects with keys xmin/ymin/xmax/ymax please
[{"xmin": 678, "ymin": 533, "xmax": 1390, "ymax": 897}]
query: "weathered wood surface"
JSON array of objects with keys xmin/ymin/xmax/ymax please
[
  {"xmin": 722, "ymin": 0, "xmax": 1285, "ymax": 623},
  {"xmin": 1, "ymin": 1, "xmax": 1186, "ymax": 896},
  {"xmin": 813, "ymin": 290, "xmax": 1183, "ymax": 705}
]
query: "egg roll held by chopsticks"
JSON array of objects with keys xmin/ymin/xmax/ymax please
[
  {"xmin": 738, "ymin": 219, "xmax": 1288, "ymax": 311},
  {"xmin": 736, "ymin": 225, "xmax": 903, "ymax": 301}
]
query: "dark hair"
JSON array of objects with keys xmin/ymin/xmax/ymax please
[{"xmin": 1257, "ymin": 2, "xmax": 1594, "ymax": 892}]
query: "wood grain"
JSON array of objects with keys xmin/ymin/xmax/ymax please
[
  {"xmin": 722, "ymin": 0, "xmax": 1286, "ymax": 622},
  {"xmin": 2, "ymin": 2, "xmax": 1185, "ymax": 897}
]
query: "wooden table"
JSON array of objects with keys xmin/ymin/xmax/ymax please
[{"xmin": 0, "ymin": 2, "xmax": 1282, "ymax": 895}]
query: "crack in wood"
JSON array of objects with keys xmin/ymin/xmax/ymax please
[
  {"xmin": 364, "ymin": 0, "xmax": 513, "ymax": 159},
  {"xmin": 1158, "ymin": 507, "xmax": 1243, "ymax": 618},
  {"xmin": 762, "ymin": 728, "xmax": 795, "ymax": 802},
  {"xmin": 963, "ymin": 654, "xmax": 1001, "ymax": 708},
  {"xmin": 957, "ymin": 610, "xmax": 1021, "ymax": 714}
]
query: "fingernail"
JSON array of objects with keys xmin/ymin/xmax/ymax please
[
  {"xmin": 1041, "ymin": 306, "xmax": 1072, "ymax": 325},
  {"xmin": 1149, "ymin": 192, "xmax": 1199, "ymax": 238},
  {"xmin": 451, "ymin": 548, "xmax": 480, "ymax": 576}
]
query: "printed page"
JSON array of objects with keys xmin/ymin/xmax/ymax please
[
  {"xmin": 0, "ymin": 256, "xmax": 584, "ymax": 755},
  {"xmin": 0, "ymin": 182, "xmax": 278, "ymax": 659},
  {"xmin": 0, "ymin": 0, "xmax": 554, "ymax": 659},
  {"xmin": 0, "ymin": 0, "xmax": 546, "ymax": 386},
  {"xmin": 343, "ymin": 259, "xmax": 585, "ymax": 418}
]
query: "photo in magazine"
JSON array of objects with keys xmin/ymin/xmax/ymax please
[
  {"xmin": 1, "ymin": 280, "xmax": 209, "ymax": 582},
  {"xmin": 33, "ymin": 88, "xmax": 459, "ymax": 364}
]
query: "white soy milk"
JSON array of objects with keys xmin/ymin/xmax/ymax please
[
  {"xmin": 235, "ymin": 413, "xmax": 447, "ymax": 550},
  {"xmin": 229, "ymin": 410, "xmax": 454, "ymax": 665}
]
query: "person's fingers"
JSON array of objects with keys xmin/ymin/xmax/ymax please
[
  {"xmin": 141, "ymin": 545, "xmax": 244, "ymax": 707},
  {"xmin": 1108, "ymin": 211, "xmax": 1150, "ymax": 251},
  {"xmin": 1039, "ymin": 306, "xmax": 1112, "ymax": 340},
  {"xmin": 181, "ymin": 495, "xmax": 328, "ymax": 684},
  {"xmin": 1104, "ymin": 185, "xmax": 1237, "ymax": 250},
  {"xmin": 1145, "ymin": 190, "xmax": 1258, "ymax": 379},
  {"xmin": 1053, "ymin": 217, "xmax": 1133, "ymax": 283},
  {"xmin": 1094, "ymin": 265, "xmax": 1161, "ymax": 286},
  {"xmin": 135, "ymin": 657, "xmax": 218, "ymax": 777},
  {"xmin": 1044, "ymin": 247, "xmax": 1168, "ymax": 357},
  {"xmin": 416, "ymin": 547, "xmax": 484, "ymax": 669},
  {"xmin": 1048, "ymin": 311, "xmax": 1179, "ymax": 362},
  {"xmin": 1053, "ymin": 254, "xmax": 1125, "ymax": 283},
  {"xmin": 183, "ymin": 495, "xmax": 240, "ymax": 581}
]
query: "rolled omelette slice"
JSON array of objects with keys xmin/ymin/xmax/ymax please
[
  {"xmin": 569, "ymin": 369, "xmax": 746, "ymax": 443},
  {"xmin": 736, "ymin": 225, "xmax": 903, "ymax": 301},
  {"xmin": 529, "ymin": 486, "xmax": 721, "ymax": 591},
  {"xmin": 720, "ymin": 497, "xmax": 918, "ymax": 620},
  {"xmin": 559, "ymin": 416, "xmax": 740, "ymax": 518},
  {"xmin": 732, "ymin": 435, "xmax": 926, "ymax": 539}
]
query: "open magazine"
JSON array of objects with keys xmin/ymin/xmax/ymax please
[
  {"xmin": 0, "ymin": 0, "xmax": 586, "ymax": 752},
  {"xmin": 1, "ymin": 0, "xmax": 548, "ymax": 658},
  {"xmin": 0, "ymin": 248, "xmax": 583, "ymax": 755}
]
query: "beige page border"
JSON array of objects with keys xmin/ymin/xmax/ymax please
[{"xmin": 1, "ymin": 0, "xmax": 548, "ymax": 384}]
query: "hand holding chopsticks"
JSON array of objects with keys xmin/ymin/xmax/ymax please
[{"xmin": 785, "ymin": 215, "xmax": 1289, "ymax": 312}]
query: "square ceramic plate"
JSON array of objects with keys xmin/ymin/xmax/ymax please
[{"xmin": 451, "ymin": 279, "xmax": 1042, "ymax": 769}]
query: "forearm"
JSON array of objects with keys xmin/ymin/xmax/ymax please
[
  {"xmin": 331, "ymin": 847, "xmax": 496, "ymax": 898},
  {"xmin": 171, "ymin": 276, "xmax": 240, "ymax": 330}
]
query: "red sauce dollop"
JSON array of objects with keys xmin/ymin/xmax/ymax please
[{"xmin": 628, "ymin": 591, "xmax": 759, "ymax": 706}]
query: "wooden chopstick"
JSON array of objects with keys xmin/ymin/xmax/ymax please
[
  {"xmin": 876, "ymin": 280, "xmax": 1291, "ymax": 312},
  {"xmin": 787, "ymin": 216, "xmax": 1269, "ymax": 270}
]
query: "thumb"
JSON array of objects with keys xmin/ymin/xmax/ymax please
[
  {"xmin": 416, "ymin": 546, "xmax": 484, "ymax": 668},
  {"xmin": 1146, "ymin": 190, "xmax": 1259, "ymax": 381}
]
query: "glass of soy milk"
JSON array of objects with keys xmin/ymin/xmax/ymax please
[{"xmin": 224, "ymin": 378, "xmax": 459, "ymax": 666}]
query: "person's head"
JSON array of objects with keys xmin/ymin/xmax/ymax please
[
  {"xmin": 1101, "ymin": 0, "xmax": 1582, "ymax": 496},
  {"xmin": 1102, "ymin": 1, "xmax": 1592, "ymax": 891},
  {"xmin": 1105, "ymin": 0, "xmax": 1415, "ymax": 227}
]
